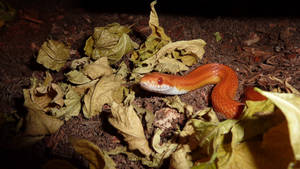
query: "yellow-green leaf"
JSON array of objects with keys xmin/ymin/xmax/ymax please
[
  {"xmin": 37, "ymin": 40, "xmax": 70, "ymax": 71},
  {"xmin": 255, "ymin": 88, "xmax": 300, "ymax": 160},
  {"xmin": 231, "ymin": 99, "xmax": 282, "ymax": 146},
  {"xmin": 192, "ymin": 119, "xmax": 237, "ymax": 155}
]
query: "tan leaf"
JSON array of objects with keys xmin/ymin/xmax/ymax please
[
  {"xmin": 70, "ymin": 138, "xmax": 116, "ymax": 169},
  {"xmin": 149, "ymin": 1, "xmax": 171, "ymax": 41},
  {"xmin": 170, "ymin": 144, "xmax": 193, "ymax": 169},
  {"xmin": 84, "ymin": 23, "xmax": 138, "ymax": 64},
  {"xmin": 37, "ymin": 40, "xmax": 70, "ymax": 71},
  {"xmin": 83, "ymin": 57, "xmax": 113, "ymax": 79},
  {"xmin": 82, "ymin": 75, "xmax": 123, "ymax": 118},
  {"xmin": 108, "ymin": 102, "xmax": 152, "ymax": 156},
  {"xmin": 51, "ymin": 87, "xmax": 82, "ymax": 121},
  {"xmin": 155, "ymin": 39, "xmax": 206, "ymax": 64},
  {"xmin": 23, "ymin": 89, "xmax": 64, "ymax": 136},
  {"xmin": 65, "ymin": 70, "xmax": 91, "ymax": 85}
]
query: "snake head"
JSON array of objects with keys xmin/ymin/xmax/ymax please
[{"xmin": 140, "ymin": 72, "xmax": 188, "ymax": 95}]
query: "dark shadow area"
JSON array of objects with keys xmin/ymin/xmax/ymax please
[{"xmin": 80, "ymin": 0, "xmax": 300, "ymax": 17}]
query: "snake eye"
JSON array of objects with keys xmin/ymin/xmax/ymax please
[{"xmin": 157, "ymin": 77, "xmax": 163, "ymax": 85}]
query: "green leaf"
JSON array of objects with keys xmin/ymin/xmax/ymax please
[{"xmin": 214, "ymin": 32, "xmax": 222, "ymax": 42}]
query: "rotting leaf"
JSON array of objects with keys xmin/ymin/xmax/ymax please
[
  {"xmin": 83, "ymin": 75, "xmax": 123, "ymax": 118},
  {"xmin": 70, "ymin": 138, "xmax": 116, "ymax": 169},
  {"xmin": 37, "ymin": 40, "xmax": 70, "ymax": 71},
  {"xmin": 84, "ymin": 23, "xmax": 138, "ymax": 64},
  {"xmin": 108, "ymin": 102, "xmax": 152, "ymax": 156},
  {"xmin": 255, "ymin": 88, "xmax": 300, "ymax": 160}
]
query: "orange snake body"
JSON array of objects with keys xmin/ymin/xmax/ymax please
[{"xmin": 140, "ymin": 63, "xmax": 266, "ymax": 119}]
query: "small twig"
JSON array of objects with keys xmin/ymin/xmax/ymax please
[{"xmin": 21, "ymin": 14, "xmax": 44, "ymax": 24}]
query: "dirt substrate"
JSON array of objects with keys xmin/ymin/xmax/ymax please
[{"xmin": 1, "ymin": 0, "xmax": 300, "ymax": 169}]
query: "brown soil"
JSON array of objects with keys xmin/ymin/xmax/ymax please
[{"xmin": 1, "ymin": 0, "xmax": 300, "ymax": 169}]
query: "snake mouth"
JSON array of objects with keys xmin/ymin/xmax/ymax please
[
  {"xmin": 140, "ymin": 81, "xmax": 188, "ymax": 95},
  {"xmin": 140, "ymin": 81, "xmax": 170, "ymax": 94}
]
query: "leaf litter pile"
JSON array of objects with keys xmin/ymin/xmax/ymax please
[{"xmin": 6, "ymin": 1, "xmax": 300, "ymax": 169}]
